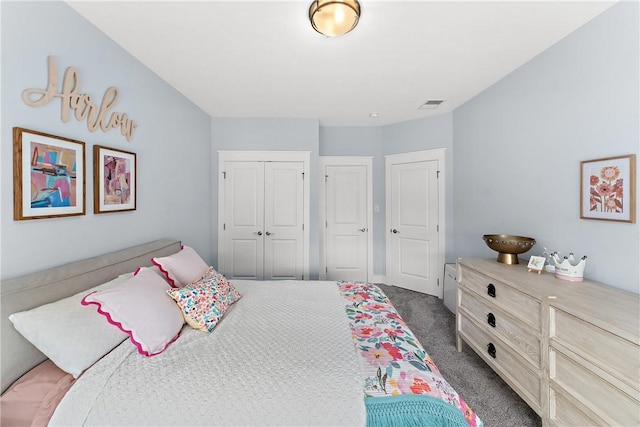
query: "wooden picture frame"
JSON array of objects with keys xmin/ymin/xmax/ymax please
[
  {"xmin": 13, "ymin": 127, "xmax": 86, "ymax": 220},
  {"xmin": 580, "ymin": 154, "xmax": 636, "ymax": 223},
  {"xmin": 527, "ymin": 255, "xmax": 546, "ymax": 274},
  {"xmin": 93, "ymin": 145, "xmax": 136, "ymax": 214}
]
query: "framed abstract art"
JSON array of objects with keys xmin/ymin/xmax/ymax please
[
  {"xmin": 13, "ymin": 127, "xmax": 86, "ymax": 220},
  {"xmin": 93, "ymin": 145, "xmax": 136, "ymax": 214}
]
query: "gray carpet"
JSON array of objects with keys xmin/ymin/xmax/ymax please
[{"xmin": 377, "ymin": 283, "xmax": 541, "ymax": 427}]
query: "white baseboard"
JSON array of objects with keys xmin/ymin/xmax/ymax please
[{"xmin": 370, "ymin": 274, "xmax": 386, "ymax": 284}]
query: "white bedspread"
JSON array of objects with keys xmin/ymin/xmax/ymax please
[{"xmin": 50, "ymin": 280, "xmax": 366, "ymax": 426}]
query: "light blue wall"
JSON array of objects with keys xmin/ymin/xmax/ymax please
[
  {"xmin": 1, "ymin": 1, "xmax": 212, "ymax": 279},
  {"xmin": 381, "ymin": 114, "xmax": 453, "ymax": 157},
  {"xmin": 2, "ymin": 1, "xmax": 636, "ymax": 294},
  {"xmin": 210, "ymin": 117, "xmax": 321, "ymax": 277},
  {"xmin": 319, "ymin": 126, "xmax": 385, "ymax": 274},
  {"xmin": 453, "ymin": 1, "xmax": 639, "ymax": 293},
  {"xmin": 319, "ymin": 127, "xmax": 382, "ymax": 156}
]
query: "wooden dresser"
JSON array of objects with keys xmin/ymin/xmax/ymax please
[{"xmin": 456, "ymin": 258, "xmax": 640, "ymax": 427}]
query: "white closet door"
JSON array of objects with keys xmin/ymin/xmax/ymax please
[
  {"xmin": 223, "ymin": 161, "xmax": 265, "ymax": 279},
  {"xmin": 263, "ymin": 162, "xmax": 304, "ymax": 280},
  {"xmin": 325, "ymin": 165, "xmax": 368, "ymax": 281},
  {"xmin": 387, "ymin": 158, "xmax": 440, "ymax": 296}
]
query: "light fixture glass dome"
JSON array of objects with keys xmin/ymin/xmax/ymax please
[{"xmin": 309, "ymin": 0, "xmax": 361, "ymax": 37}]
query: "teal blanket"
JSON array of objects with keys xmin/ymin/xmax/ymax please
[{"xmin": 366, "ymin": 395, "xmax": 470, "ymax": 427}]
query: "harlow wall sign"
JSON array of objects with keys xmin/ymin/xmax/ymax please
[{"xmin": 22, "ymin": 56, "xmax": 138, "ymax": 142}]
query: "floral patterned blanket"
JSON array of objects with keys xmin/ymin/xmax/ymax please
[{"xmin": 338, "ymin": 282, "xmax": 483, "ymax": 427}]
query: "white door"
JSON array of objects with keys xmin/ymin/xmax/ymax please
[
  {"xmin": 222, "ymin": 160, "xmax": 304, "ymax": 280},
  {"xmin": 324, "ymin": 164, "xmax": 369, "ymax": 281},
  {"xmin": 386, "ymin": 150, "xmax": 443, "ymax": 296},
  {"xmin": 263, "ymin": 162, "xmax": 304, "ymax": 280},
  {"xmin": 223, "ymin": 161, "xmax": 265, "ymax": 279}
]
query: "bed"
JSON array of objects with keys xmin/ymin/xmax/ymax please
[{"xmin": 1, "ymin": 239, "xmax": 482, "ymax": 426}]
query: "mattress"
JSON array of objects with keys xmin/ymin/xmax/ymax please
[{"xmin": 50, "ymin": 280, "xmax": 366, "ymax": 426}]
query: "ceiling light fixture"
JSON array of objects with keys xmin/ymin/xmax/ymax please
[{"xmin": 309, "ymin": 0, "xmax": 361, "ymax": 37}]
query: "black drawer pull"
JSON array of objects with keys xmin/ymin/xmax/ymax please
[
  {"xmin": 487, "ymin": 312, "xmax": 496, "ymax": 328},
  {"xmin": 487, "ymin": 343, "xmax": 497, "ymax": 358},
  {"xmin": 487, "ymin": 283, "xmax": 496, "ymax": 298}
]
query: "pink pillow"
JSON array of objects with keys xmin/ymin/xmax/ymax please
[
  {"xmin": 81, "ymin": 268, "xmax": 184, "ymax": 356},
  {"xmin": 151, "ymin": 245, "xmax": 209, "ymax": 287},
  {"xmin": 134, "ymin": 265, "xmax": 168, "ymax": 282}
]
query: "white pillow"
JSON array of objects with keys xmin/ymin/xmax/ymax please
[
  {"xmin": 81, "ymin": 268, "xmax": 184, "ymax": 356},
  {"xmin": 8, "ymin": 274, "xmax": 133, "ymax": 378}
]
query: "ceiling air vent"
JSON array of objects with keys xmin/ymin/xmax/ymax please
[{"xmin": 419, "ymin": 100, "xmax": 444, "ymax": 110}]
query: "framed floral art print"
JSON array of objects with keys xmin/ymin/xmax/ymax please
[
  {"xmin": 93, "ymin": 145, "xmax": 136, "ymax": 214},
  {"xmin": 580, "ymin": 154, "xmax": 636, "ymax": 223}
]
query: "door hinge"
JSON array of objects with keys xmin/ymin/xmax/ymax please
[
  {"xmin": 302, "ymin": 274, "xmax": 304, "ymax": 280},
  {"xmin": 436, "ymin": 170, "xmax": 440, "ymax": 178},
  {"xmin": 223, "ymin": 171, "xmax": 226, "ymax": 179},
  {"xmin": 302, "ymin": 172, "xmax": 305, "ymax": 179},
  {"xmin": 437, "ymin": 278, "xmax": 440, "ymax": 287},
  {"xmin": 326, "ymin": 266, "xmax": 328, "ymax": 273},
  {"xmin": 325, "ymin": 174, "xmax": 328, "ymax": 182},
  {"xmin": 437, "ymin": 224, "xmax": 439, "ymax": 232},
  {"xmin": 223, "ymin": 223, "xmax": 226, "ymax": 230},
  {"xmin": 302, "ymin": 223, "xmax": 304, "ymax": 230}
]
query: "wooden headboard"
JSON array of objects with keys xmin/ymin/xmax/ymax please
[{"xmin": 0, "ymin": 239, "xmax": 181, "ymax": 393}]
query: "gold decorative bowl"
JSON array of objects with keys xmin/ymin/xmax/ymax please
[{"xmin": 482, "ymin": 234, "xmax": 536, "ymax": 264}]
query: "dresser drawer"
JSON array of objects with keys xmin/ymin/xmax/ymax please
[
  {"xmin": 459, "ymin": 313, "xmax": 541, "ymax": 413},
  {"xmin": 551, "ymin": 307, "xmax": 640, "ymax": 392},
  {"xmin": 549, "ymin": 387, "xmax": 599, "ymax": 427},
  {"xmin": 459, "ymin": 289, "xmax": 540, "ymax": 367},
  {"xmin": 550, "ymin": 348, "xmax": 640, "ymax": 426},
  {"xmin": 458, "ymin": 265, "xmax": 540, "ymax": 329}
]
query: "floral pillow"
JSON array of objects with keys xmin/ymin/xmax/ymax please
[
  {"xmin": 196, "ymin": 267, "xmax": 242, "ymax": 307},
  {"xmin": 166, "ymin": 267, "xmax": 242, "ymax": 333}
]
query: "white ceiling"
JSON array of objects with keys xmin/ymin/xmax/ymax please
[{"xmin": 67, "ymin": 1, "xmax": 616, "ymax": 127}]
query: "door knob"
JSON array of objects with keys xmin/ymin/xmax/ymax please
[
  {"xmin": 256, "ymin": 231, "xmax": 262, "ymax": 236},
  {"xmin": 265, "ymin": 231, "xmax": 272, "ymax": 236},
  {"xmin": 358, "ymin": 228, "xmax": 367, "ymax": 232},
  {"xmin": 391, "ymin": 228, "xmax": 399, "ymax": 233}
]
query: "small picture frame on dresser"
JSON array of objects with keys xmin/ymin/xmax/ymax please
[{"xmin": 527, "ymin": 256, "xmax": 545, "ymax": 274}]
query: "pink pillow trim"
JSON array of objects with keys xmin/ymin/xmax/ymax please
[
  {"xmin": 150, "ymin": 259, "xmax": 178, "ymax": 287},
  {"xmin": 81, "ymin": 292, "xmax": 180, "ymax": 357},
  {"xmin": 151, "ymin": 245, "xmax": 208, "ymax": 288}
]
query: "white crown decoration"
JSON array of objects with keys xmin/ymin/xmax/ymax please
[{"xmin": 551, "ymin": 253, "xmax": 587, "ymax": 282}]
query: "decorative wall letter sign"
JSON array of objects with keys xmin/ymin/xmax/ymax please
[{"xmin": 22, "ymin": 56, "xmax": 138, "ymax": 142}]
